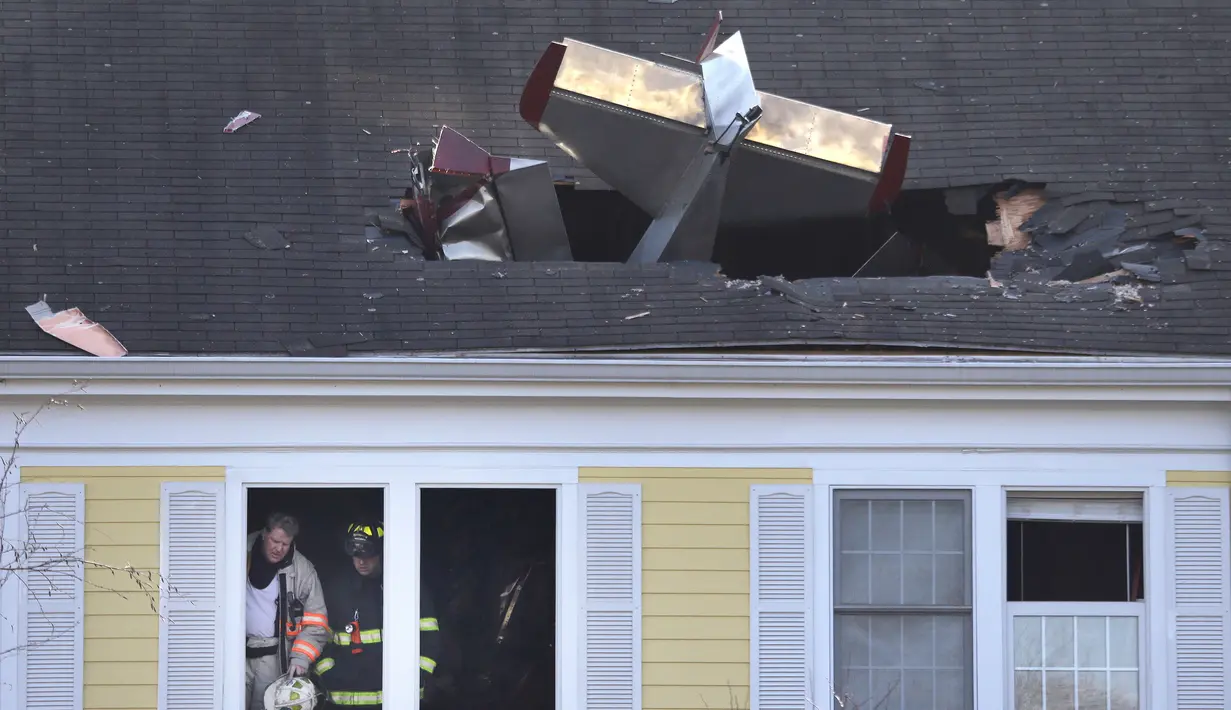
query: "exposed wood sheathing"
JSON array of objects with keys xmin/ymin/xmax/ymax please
[
  {"xmin": 986, "ymin": 188, "xmax": 1047, "ymax": 251},
  {"xmin": 580, "ymin": 466, "xmax": 812, "ymax": 710},
  {"xmin": 20, "ymin": 467, "xmax": 225, "ymax": 710}
]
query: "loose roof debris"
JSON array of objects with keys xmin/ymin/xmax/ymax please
[
  {"xmin": 25, "ymin": 301, "xmax": 127, "ymax": 357},
  {"xmin": 243, "ymin": 225, "xmax": 290, "ymax": 250},
  {"xmin": 986, "ymin": 182, "xmax": 1211, "ymax": 288},
  {"xmin": 223, "ymin": 110, "xmax": 260, "ymax": 133}
]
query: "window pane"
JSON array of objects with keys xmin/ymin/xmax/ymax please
[
  {"xmin": 1044, "ymin": 616, "xmax": 1075, "ymax": 667},
  {"xmin": 1109, "ymin": 671, "xmax": 1138, "ymax": 709},
  {"xmin": 935, "ymin": 669, "xmax": 966, "ymax": 710},
  {"xmin": 903, "ymin": 500, "xmax": 934, "ymax": 551},
  {"xmin": 869, "ymin": 615, "xmax": 903, "ymax": 666},
  {"xmin": 836, "ymin": 492, "xmax": 970, "ymax": 611},
  {"xmin": 840, "ymin": 552, "xmax": 870, "ymax": 605},
  {"xmin": 903, "ymin": 616, "xmax": 934, "ymax": 666},
  {"xmin": 835, "ymin": 613, "xmax": 971, "ymax": 710},
  {"xmin": 1108, "ymin": 617, "xmax": 1137, "ymax": 668},
  {"xmin": 935, "ymin": 500, "xmax": 965, "ymax": 552},
  {"xmin": 1013, "ymin": 616, "xmax": 1043, "ymax": 667},
  {"xmin": 1012, "ymin": 616, "xmax": 1140, "ymax": 710},
  {"xmin": 871, "ymin": 500, "xmax": 902, "ymax": 551},
  {"xmin": 1045, "ymin": 670, "xmax": 1076, "ymax": 710},
  {"xmin": 1078, "ymin": 671, "xmax": 1108, "ymax": 710},
  {"xmin": 934, "ymin": 553, "xmax": 965, "ymax": 605},
  {"xmin": 871, "ymin": 669, "xmax": 903, "ymax": 709},
  {"xmin": 1076, "ymin": 617, "xmax": 1107, "ymax": 668},
  {"xmin": 1014, "ymin": 670, "xmax": 1043, "ymax": 710},
  {"xmin": 903, "ymin": 553, "xmax": 935, "ymax": 605},
  {"xmin": 836, "ymin": 615, "xmax": 871, "ymax": 671},
  {"xmin": 904, "ymin": 670, "xmax": 934, "ymax": 707},
  {"xmin": 935, "ymin": 615, "xmax": 966, "ymax": 668},
  {"xmin": 841, "ymin": 499, "xmax": 870, "ymax": 551},
  {"xmin": 870, "ymin": 553, "xmax": 902, "ymax": 605}
]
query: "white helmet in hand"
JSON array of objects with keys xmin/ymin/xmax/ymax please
[{"xmin": 263, "ymin": 673, "xmax": 322, "ymax": 710}]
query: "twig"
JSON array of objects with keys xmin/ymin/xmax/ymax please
[{"xmin": 0, "ymin": 383, "xmax": 179, "ymax": 658}]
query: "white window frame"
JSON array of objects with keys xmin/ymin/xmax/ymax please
[
  {"xmin": 828, "ymin": 487, "xmax": 975, "ymax": 710},
  {"xmin": 223, "ymin": 466, "xmax": 581, "ymax": 710},
  {"xmin": 1006, "ymin": 601, "xmax": 1146, "ymax": 710},
  {"xmin": 813, "ymin": 469, "xmax": 1167, "ymax": 710},
  {"xmin": 1004, "ymin": 489, "xmax": 1149, "ymax": 709}
]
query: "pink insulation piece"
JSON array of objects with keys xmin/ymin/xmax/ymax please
[{"xmin": 26, "ymin": 301, "xmax": 128, "ymax": 358}]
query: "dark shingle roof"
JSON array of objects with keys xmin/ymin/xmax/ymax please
[
  {"xmin": 4, "ymin": 257, "xmax": 1230, "ymax": 357},
  {"xmin": 1, "ymin": 0, "xmax": 1229, "ymax": 356}
]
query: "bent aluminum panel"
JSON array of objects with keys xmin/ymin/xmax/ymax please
[
  {"xmin": 494, "ymin": 161, "xmax": 574, "ymax": 261},
  {"xmin": 699, "ymin": 32, "xmax": 760, "ymax": 147},
  {"xmin": 439, "ymin": 187, "xmax": 512, "ymax": 262},
  {"xmin": 719, "ymin": 146, "xmax": 880, "ymax": 227},
  {"xmin": 539, "ymin": 93, "xmax": 708, "ymax": 216}
]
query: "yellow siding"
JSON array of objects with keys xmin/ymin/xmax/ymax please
[
  {"xmin": 581, "ymin": 467, "xmax": 812, "ymax": 710},
  {"xmin": 22, "ymin": 466, "xmax": 225, "ymax": 710},
  {"xmin": 1167, "ymin": 470, "xmax": 1231, "ymax": 487}
]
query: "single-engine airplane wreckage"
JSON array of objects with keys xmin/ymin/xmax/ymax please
[{"xmin": 398, "ymin": 12, "xmax": 910, "ymax": 264}]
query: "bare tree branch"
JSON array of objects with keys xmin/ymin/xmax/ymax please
[{"xmin": 0, "ymin": 383, "xmax": 183, "ymax": 660}]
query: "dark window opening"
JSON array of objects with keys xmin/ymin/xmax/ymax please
[
  {"xmin": 246, "ymin": 488, "xmax": 386, "ymax": 708},
  {"xmin": 247, "ymin": 488, "xmax": 385, "ymax": 574},
  {"xmin": 553, "ymin": 184, "xmax": 1000, "ymax": 280},
  {"xmin": 421, "ymin": 487, "xmax": 557, "ymax": 710},
  {"xmin": 1007, "ymin": 521, "xmax": 1144, "ymax": 603}
]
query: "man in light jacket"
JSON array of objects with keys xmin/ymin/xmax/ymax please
[{"xmin": 245, "ymin": 512, "xmax": 330, "ymax": 710}]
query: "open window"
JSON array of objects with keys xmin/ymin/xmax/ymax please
[
  {"xmin": 244, "ymin": 487, "xmax": 386, "ymax": 709},
  {"xmin": 1006, "ymin": 492, "xmax": 1145, "ymax": 710},
  {"xmin": 419, "ymin": 487, "xmax": 557, "ymax": 710}
]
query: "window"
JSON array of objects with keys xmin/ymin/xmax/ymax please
[
  {"xmin": 1006, "ymin": 492, "xmax": 1145, "ymax": 710},
  {"xmin": 833, "ymin": 490, "xmax": 973, "ymax": 710}
]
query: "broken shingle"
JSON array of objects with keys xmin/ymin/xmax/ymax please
[{"xmin": 244, "ymin": 225, "xmax": 291, "ymax": 250}]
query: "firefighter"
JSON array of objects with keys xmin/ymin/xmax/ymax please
[
  {"xmin": 245, "ymin": 512, "xmax": 331, "ymax": 710},
  {"xmin": 314, "ymin": 521, "xmax": 441, "ymax": 708}
]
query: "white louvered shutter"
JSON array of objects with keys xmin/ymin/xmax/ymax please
[
  {"xmin": 19, "ymin": 483, "xmax": 85, "ymax": 710},
  {"xmin": 750, "ymin": 485, "xmax": 812, "ymax": 710},
  {"xmin": 159, "ymin": 482, "xmax": 224, "ymax": 710},
  {"xmin": 580, "ymin": 483, "xmax": 641, "ymax": 710},
  {"xmin": 1166, "ymin": 487, "xmax": 1231, "ymax": 709}
]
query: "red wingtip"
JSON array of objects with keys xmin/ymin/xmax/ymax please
[
  {"xmin": 520, "ymin": 42, "xmax": 567, "ymax": 128},
  {"xmin": 868, "ymin": 133, "xmax": 911, "ymax": 213},
  {"xmin": 695, "ymin": 11, "xmax": 723, "ymax": 62}
]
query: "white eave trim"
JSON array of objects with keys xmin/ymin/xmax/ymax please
[{"xmin": 1, "ymin": 354, "xmax": 1230, "ymax": 402}]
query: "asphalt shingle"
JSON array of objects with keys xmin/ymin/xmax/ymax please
[{"xmin": 1, "ymin": 0, "xmax": 1229, "ymax": 356}]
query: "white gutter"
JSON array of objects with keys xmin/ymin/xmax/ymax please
[{"xmin": 1, "ymin": 355, "xmax": 1230, "ymax": 403}]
